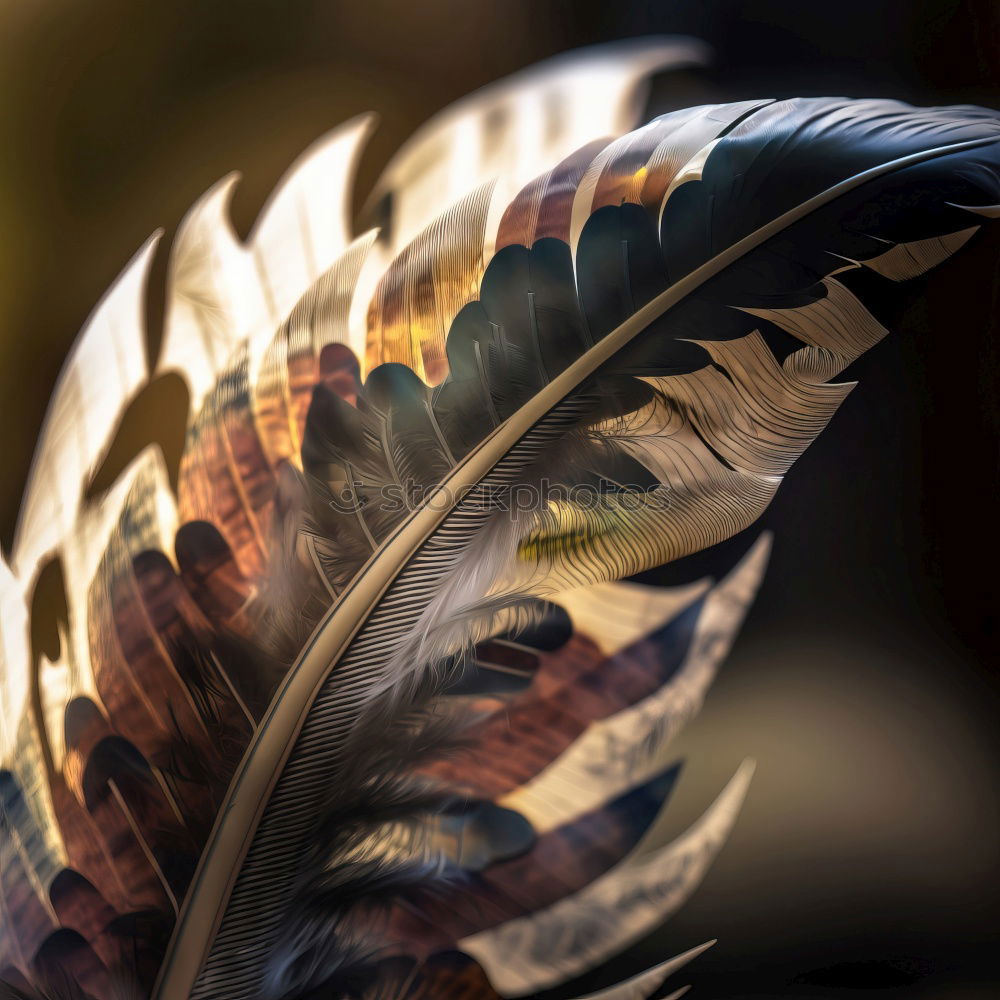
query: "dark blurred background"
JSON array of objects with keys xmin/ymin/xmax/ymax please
[{"xmin": 0, "ymin": 1, "xmax": 997, "ymax": 997}]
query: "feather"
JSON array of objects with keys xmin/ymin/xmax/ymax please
[
  {"xmin": 144, "ymin": 96, "xmax": 1000, "ymax": 999},
  {"xmin": 422, "ymin": 573, "xmax": 727, "ymax": 803},
  {"xmin": 364, "ymin": 38, "xmax": 711, "ymax": 255},
  {"xmin": 364, "ymin": 185, "xmax": 495, "ymax": 384},
  {"xmin": 564, "ymin": 943, "xmax": 714, "ymax": 1000},
  {"xmin": 384, "ymin": 765, "xmax": 683, "ymax": 956},
  {"xmin": 501, "ymin": 533, "xmax": 769, "ymax": 833},
  {"xmin": 460, "ymin": 764, "xmax": 753, "ymax": 995},
  {"xmin": 10, "ymin": 238, "xmax": 160, "ymax": 579},
  {"xmin": 3, "ymin": 44, "xmax": 998, "ymax": 1000},
  {"xmin": 157, "ymin": 117, "xmax": 375, "ymax": 410}
]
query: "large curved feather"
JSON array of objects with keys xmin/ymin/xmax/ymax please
[{"xmin": 153, "ymin": 99, "xmax": 1000, "ymax": 999}]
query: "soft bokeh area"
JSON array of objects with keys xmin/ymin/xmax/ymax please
[{"xmin": 1, "ymin": 1, "xmax": 997, "ymax": 996}]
